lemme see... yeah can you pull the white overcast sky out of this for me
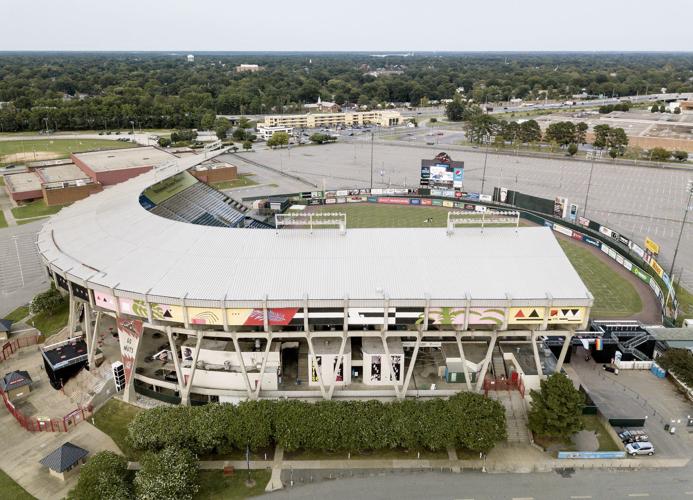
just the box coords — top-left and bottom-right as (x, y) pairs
(2, 0), (692, 52)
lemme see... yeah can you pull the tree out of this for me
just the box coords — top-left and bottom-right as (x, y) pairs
(31, 283), (66, 315)
(651, 104), (659, 113)
(157, 137), (171, 148)
(650, 147), (671, 161)
(575, 122), (588, 144)
(544, 121), (577, 146)
(608, 148), (618, 159)
(592, 124), (611, 149)
(528, 373), (584, 439)
(445, 96), (466, 122)
(134, 447), (199, 500)
(567, 143), (578, 156)
(237, 116), (252, 129)
(606, 127), (628, 151)
(659, 104), (666, 113)
(672, 150), (688, 162)
(267, 131), (290, 148)
(213, 117), (230, 140)
(657, 348), (693, 387)
(232, 128), (248, 141)
(199, 111), (216, 131)
(674, 107), (681, 115)
(242, 140), (252, 151)
(69, 451), (131, 500)
(428, 117), (437, 123)
(464, 113), (499, 144)
(518, 119), (542, 143)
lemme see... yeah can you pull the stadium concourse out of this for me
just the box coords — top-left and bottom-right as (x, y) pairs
(37, 150), (593, 405)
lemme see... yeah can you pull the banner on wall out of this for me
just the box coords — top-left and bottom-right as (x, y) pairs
(553, 197), (568, 218)
(117, 317), (143, 385)
(578, 216), (590, 227)
(645, 237), (660, 255)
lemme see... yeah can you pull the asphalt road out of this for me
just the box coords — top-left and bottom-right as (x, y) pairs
(263, 466), (693, 500)
(248, 143), (693, 296)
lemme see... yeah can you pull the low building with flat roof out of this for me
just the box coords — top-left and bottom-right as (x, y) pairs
(36, 163), (91, 184)
(258, 110), (402, 129)
(3, 172), (43, 202)
(71, 146), (175, 186)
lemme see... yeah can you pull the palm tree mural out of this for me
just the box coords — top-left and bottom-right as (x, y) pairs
(416, 307), (465, 325)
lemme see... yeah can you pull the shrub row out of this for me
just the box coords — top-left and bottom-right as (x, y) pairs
(127, 393), (506, 454)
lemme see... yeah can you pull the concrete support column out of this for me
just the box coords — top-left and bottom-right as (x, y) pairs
(555, 330), (574, 373)
(327, 331), (348, 400)
(231, 333), (254, 399)
(83, 303), (94, 367)
(455, 330), (473, 391)
(306, 333), (327, 399)
(166, 326), (184, 396)
(87, 310), (101, 369)
(401, 329), (422, 396)
(253, 337), (274, 399)
(531, 331), (544, 378)
(180, 332), (204, 406)
(474, 331), (498, 393)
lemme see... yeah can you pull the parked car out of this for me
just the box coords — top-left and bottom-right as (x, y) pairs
(626, 442), (654, 456)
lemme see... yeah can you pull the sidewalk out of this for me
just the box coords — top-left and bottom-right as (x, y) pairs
(126, 443), (690, 475)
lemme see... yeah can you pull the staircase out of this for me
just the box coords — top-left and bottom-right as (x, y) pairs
(489, 390), (531, 444)
(491, 346), (507, 379)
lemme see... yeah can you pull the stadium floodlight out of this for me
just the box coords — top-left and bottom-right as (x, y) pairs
(446, 209), (519, 235)
(669, 180), (693, 278)
(275, 212), (347, 235)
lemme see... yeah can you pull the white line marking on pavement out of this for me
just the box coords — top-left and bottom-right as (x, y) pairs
(627, 494), (650, 498)
(512, 498), (534, 500)
(684, 492), (693, 496)
(570, 496), (592, 499)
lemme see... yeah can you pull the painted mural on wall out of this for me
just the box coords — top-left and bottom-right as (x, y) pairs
(509, 307), (545, 324)
(547, 307), (584, 323)
(420, 307), (505, 326)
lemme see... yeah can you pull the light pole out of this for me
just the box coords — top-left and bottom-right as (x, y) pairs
(480, 134), (491, 194)
(669, 180), (693, 278)
(130, 120), (135, 138)
(583, 154), (596, 217)
(369, 131), (374, 190)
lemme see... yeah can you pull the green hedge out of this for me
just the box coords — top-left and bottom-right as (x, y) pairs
(127, 393), (506, 454)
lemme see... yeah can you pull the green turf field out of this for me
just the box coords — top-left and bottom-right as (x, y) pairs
(557, 239), (642, 318)
(309, 203), (642, 318)
(0, 138), (136, 165)
(310, 204), (467, 228)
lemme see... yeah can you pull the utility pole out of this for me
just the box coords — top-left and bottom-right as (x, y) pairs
(583, 155), (596, 217)
(370, 131), (374, 189)
(669, 180), (693, 278)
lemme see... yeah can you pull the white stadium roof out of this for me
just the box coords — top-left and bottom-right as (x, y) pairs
(38, 152), (592, 307)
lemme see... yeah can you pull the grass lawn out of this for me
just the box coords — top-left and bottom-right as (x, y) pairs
(92, 399), (143, 459)
(558, 239), (642, 318)
(0, 210), (7, 229)
(30, 300), (69, 336)
(11, 200), (66, 220)
(16, 217), (49, 226)
(196, 470), (270, 500)
(0, 469), (34, 500)
(675, 282), (693, 326)
(4, 304), (30, 322)
(213, 174), (258, 190)
(534, 415), (621, 454)
(0, 138), (136, 165)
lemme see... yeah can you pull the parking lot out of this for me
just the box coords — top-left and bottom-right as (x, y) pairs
(568, 348), (693, 459)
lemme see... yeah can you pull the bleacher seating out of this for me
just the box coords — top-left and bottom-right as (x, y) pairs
(145, 179), (270, 229)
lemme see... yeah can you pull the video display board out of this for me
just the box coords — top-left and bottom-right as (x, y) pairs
(420, 152), (464, 190)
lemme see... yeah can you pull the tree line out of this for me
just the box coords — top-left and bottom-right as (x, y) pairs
(127, 394), (506, 454)
(0, 52), (691, 132)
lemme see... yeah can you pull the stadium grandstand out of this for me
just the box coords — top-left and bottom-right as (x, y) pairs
(37, 150), (593, 405)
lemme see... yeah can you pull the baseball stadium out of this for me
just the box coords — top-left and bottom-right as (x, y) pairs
(37, 148), (677, 406)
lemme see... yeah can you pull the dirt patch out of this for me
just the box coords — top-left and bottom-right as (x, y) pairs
(1, 151), (62, 163)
